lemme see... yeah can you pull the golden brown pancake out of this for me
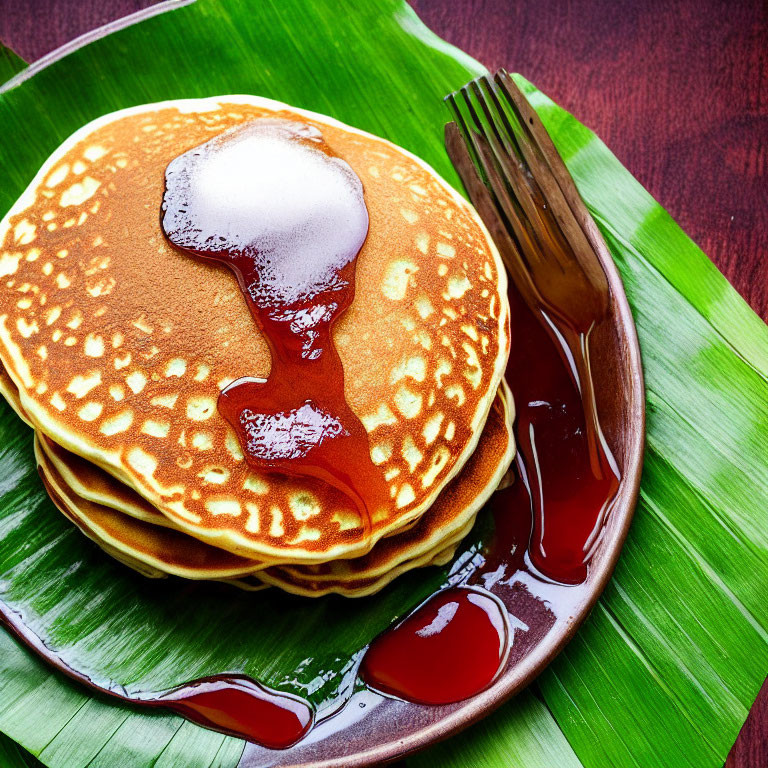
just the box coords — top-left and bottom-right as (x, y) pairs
(0, 363), (31, 426)
(1, 365), (183, 531)
(2, 354), (514, 594)
(32, 383), (513, 594)
(35, 436), (264, 580)
(255, 529), (471, 598)
(0, 97), (510, 564)
(40, 434), (180, 529)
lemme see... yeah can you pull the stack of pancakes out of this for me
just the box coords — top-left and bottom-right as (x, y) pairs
(0, 97), (513, 597)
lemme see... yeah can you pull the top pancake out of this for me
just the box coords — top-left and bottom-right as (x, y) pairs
(0, 96), (509, 563)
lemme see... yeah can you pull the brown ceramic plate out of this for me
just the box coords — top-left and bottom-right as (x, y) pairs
(0, 5), (644, 766)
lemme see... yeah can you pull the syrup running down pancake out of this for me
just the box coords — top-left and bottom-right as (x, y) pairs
(161, 119), (388, 539)
(30, 382), (513, 595)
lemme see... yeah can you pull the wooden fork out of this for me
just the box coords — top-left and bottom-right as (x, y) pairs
(445, 70), (613, 473)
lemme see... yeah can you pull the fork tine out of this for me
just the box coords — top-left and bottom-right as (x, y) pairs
(444, 92), (487, 186)
(457, 82), (555, 273)
(446, 91), (529, 248)
(456, 90), (550, 279)
(472, 76), (595, 279)
(444, 121), (543, 310)
(446, 70), (613, 328)
(449, 89), (522, 231)
(462, 78), (583, 282)
(476, 77), (524, 152)
(476, 76), (556, 217)
(492, 74), (600, 264)
(461, 81), (539, 224)
(468, 78), (519, 164)
(445, 93), (541, 281)
(494, 71), (610, 297)
(471, 77), (535, 198)
(448, 103), (564, 311)
(495, 70), (567, 181)
(446, 89), (520, 221)
(468, 77), (554, 228)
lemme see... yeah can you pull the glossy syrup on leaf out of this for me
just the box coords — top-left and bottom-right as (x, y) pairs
(357, 277), (620, 707)
(155, 675), (313, 749)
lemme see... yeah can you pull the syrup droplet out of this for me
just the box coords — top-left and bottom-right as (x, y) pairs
(360, 586), (509, 705)
(156, 675), (313, 749)
(161, 119), (389, 535)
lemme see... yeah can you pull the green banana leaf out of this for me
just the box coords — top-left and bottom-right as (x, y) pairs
(0, 730), (44, 768)
(0, 44), (25, 83)
(0, 1), (766, 767)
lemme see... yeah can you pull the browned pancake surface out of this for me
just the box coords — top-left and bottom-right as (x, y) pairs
(36, 437), (264, 579)
(0, 97), (509, 562)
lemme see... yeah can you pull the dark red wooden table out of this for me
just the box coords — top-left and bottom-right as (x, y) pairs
(0, 1), (766, 765)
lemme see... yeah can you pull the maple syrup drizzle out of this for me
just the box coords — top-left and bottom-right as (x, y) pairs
(357, 280), (620, 706)
(21, 250), (619, 729)
(502, 282), (620, 585)
(0, 590), (313, 750)
(161, 119), (389, 536)
(359, 586), (508, 705)
(31, 471), (314, 749)
(154, 675), (313, 749)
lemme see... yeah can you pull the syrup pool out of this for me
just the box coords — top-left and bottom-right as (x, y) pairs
(360, 586), (509, 705)
(502, 282), (620, 585)
(356, 277), (620, 708)
(155, 675), (313, 749)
